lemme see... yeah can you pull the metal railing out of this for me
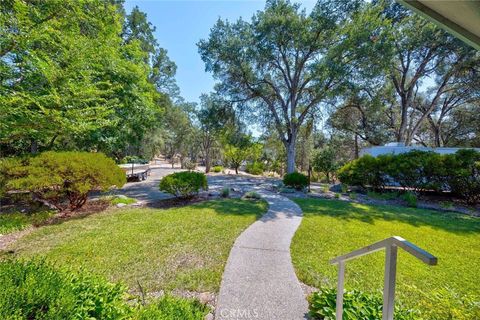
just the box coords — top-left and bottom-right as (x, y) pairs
(330, 236), (438, 320)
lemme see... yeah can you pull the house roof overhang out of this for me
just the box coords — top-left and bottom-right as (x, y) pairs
(397, 0), (480, 50)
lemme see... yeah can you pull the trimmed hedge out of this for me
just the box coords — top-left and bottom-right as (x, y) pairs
(337, 149), (480, 204)
(159, 171), (207, 198)
(309, 288), (418, 320)
(283, 172), (309, 190)
(212, 165), (223, 173)
(0, 259), (209, 320)
(2, 152), (126, 211)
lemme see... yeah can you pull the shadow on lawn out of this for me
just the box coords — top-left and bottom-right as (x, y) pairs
(295, 198), (480, 235)
(191, 198), (267, 219)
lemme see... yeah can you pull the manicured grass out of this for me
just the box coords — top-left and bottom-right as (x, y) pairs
(291, 198), (480, 319)
(6, 199), (267, 293)
(0, 211), (54, 235)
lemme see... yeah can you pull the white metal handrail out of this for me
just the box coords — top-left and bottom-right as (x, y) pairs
(330, 236), (437, 320)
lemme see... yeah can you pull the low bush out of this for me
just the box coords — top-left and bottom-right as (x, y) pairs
(308, 288), (418, 320)
(159, 172), (207, 198)
(444, 149), (480, 205)
(5, 152), (126, 211)
(212, 165), (223, 173)
(122, 156), (148, 164)
(0, 259), (130, 319)
(245, 161), (264, 175)
(242, 191), (261, 200)
(221, 187), (230, 198)
(0, 259), (210, 320)
(110, 196), (136, 206)
(337, 154), (387, 190)
(182, 159), (197, 170)
(133, 295), (209, 320)
(283, 172), (308, 190)
(402, 192), (418, 208)
(337, 149), (480, 204)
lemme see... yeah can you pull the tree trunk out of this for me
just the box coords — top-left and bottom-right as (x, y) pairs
(235, 167), (238, 175)
(205, 151), (211, 173)
(354, 134), (359, 159)
(286, 139), (296, 174)
(30, 139), (38, 154)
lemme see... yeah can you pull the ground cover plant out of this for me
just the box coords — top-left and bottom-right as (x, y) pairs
(159, 171), (208, 198)
(5, 199), (268, 293)
(309, 288), (417, 320)
(0, 211), (54, 235)
(291, 198), (480, 319)
(0, 259), (209, 320)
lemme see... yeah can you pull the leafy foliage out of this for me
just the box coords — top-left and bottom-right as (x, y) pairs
(242, 191), (261, 200)
(0, 259), (209, 320)
(212, 166), (223, 173)
(245, 161), (264, 175)
(283, 172), (308, 190)
(5, 152), (126, 211)
(312, 147), (340, 183)
(337, 149), (480, 204)
(0, 259), (131, 319)
(132, 295), (209, 320)
(159, 172), (207, 198)
(309, 288), (418, 320)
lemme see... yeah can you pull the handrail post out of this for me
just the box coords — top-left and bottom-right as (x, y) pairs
(336, 261), (345, 320)
(382, 244), (398, 320)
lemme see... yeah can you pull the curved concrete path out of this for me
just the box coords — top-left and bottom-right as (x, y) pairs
(215, 192), (309, 320)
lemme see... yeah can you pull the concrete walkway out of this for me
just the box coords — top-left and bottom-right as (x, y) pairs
(215, 192), (309, 320)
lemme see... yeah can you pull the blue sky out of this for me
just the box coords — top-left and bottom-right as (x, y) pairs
(124, 0), (317, 104)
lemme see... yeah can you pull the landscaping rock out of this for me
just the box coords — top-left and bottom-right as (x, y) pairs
(204, 313), (214, 320)
(198, 292), (215, 304)
(116, 195), (128, 199)
(116, 203), (127, 208)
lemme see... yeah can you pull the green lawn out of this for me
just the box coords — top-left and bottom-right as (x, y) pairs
(0, 210), (54, 235)
(291, 198), (480, 319)
(5, 199), (267, 293)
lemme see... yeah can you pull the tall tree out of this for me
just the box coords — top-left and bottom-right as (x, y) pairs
(197, 93), (234, 173)
(198, 0), (389, 173)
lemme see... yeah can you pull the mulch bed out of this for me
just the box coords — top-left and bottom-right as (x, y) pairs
(40, 199), (111, 226)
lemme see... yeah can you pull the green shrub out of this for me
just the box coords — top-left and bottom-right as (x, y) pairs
(182, 159), (197, 170)
(283, 172), (308, 190)
(308, 288), (418, 320)
(337, 154), (387, 190)
(348, 192), (357, 200)
(0, 259), (130, 319)
(159, 172), (207, 198)
(341, 184), (348, 193)
(402, 192), (418, 208)
(444, 149), (480, 205)
(242, 191), (261, 200)
(221, 187), (230, 198)
(245, 161), (264, 175)
(367, 191), (400, 200)
(386, 151), (444, 192)
(0, 259), (210, 320)
(110, 196), (136, 206)
(212, 165), (223, 173)
(122, 156), (148, 164)
(5, 152), (126, 211)
(338, 149), (480, 204)
(334, 193), (340, 199)
(132, 295), (209, 320)
(312, 147), (339, 183)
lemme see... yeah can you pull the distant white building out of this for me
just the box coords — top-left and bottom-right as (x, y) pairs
(360, 142), (480, 157)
